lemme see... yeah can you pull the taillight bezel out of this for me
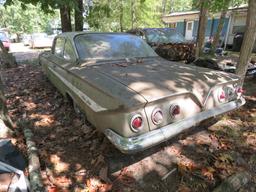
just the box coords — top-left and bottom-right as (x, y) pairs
(236, 87), (245, 94)
(217, 88), (227, 103)
(130, 114), (143, 132)
(169, 104), (181, 118)
(151, 108), (164, 125)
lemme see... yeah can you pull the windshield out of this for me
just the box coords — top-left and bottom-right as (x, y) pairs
(75, 34), (157, 61)
(0, 32), (8, 41)
(144, 29), (186, 44)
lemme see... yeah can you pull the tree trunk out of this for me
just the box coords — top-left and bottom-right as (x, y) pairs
(131, 0), (136, 29)
(211, 10), (227, 54)
(162, 0), (167, 15)
(60, 5), (72, 32)
(195, 0), (209, 58)
(236, 0), (256, 80)
(170, 0), (174, 13)
(75, 0), (84, 31)
(0, 40), (16, 68)
(119, 0), (124, 32)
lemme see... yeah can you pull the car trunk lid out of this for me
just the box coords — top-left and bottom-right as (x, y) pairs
(86, 57), (239, 104)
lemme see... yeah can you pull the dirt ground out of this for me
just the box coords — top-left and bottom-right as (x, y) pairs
(1, 62), (256, 192)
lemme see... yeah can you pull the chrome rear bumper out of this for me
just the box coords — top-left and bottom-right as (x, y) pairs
(104, 97), (245, 154)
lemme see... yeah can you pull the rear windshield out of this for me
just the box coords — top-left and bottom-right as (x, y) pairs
(74, 34), (157, 61)
(144, 29), (186, 44)
(33, 33), (47, 38)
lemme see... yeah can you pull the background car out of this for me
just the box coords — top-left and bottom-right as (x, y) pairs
(232, 32), (256, 52)
(22, 34), (31, 46)
(127, 28), (196, 63)
(0, 31), (11, 51)
(30, 33), (53, 49)
(39, 32), (245, 153)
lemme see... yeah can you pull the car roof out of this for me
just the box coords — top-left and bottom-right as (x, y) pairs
(143, 28), (176, 30)
(128, 28), (177, 31)
(0, 31), (7, 35)
(57, 32), (132, 40)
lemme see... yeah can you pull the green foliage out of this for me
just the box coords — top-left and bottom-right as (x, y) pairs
(4, 0), (78, 13)
(86, 0), (197, 32)
(87, 0), (164, 32)
(193, 0), (247, 13)
(0, 0), (58, 34)
(209, 0), (247, 12)
(165, 0), (193, 13)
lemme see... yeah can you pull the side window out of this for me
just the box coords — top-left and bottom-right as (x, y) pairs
(63, 40), (76, 62)
(54, 38), (65, 57)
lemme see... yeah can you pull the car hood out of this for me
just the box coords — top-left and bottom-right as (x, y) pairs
(90, 57), (240, 104)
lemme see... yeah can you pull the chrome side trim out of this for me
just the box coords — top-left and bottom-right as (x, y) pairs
(104, 97), (245, 154)
(48, 67), (107, 112)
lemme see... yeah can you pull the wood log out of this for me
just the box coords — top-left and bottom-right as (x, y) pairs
(213, 171), (251, 192)
(23, 124), (46, 192)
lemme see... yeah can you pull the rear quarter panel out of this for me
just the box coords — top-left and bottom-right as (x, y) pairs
(40, 53), (150, 137)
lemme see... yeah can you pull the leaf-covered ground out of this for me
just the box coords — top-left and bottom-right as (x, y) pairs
(2, 63), (256, 192)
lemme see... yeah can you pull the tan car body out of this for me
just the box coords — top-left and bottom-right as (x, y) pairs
(39, 32), (245, 153)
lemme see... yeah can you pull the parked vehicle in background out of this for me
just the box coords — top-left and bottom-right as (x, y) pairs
(127, 28), (196, 63)
(39, 32), (245, 153)
(30, 33), (53, 49)
(232, 32), (256, 52)
(193, 38), (256, 77)
(22, 34), (31, 46)
(0, 31), (10, 51)
(9, 34), (17, 43)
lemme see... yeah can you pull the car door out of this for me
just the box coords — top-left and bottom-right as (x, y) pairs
(49, 37), (77, 95)
(43, 37), (63, 92)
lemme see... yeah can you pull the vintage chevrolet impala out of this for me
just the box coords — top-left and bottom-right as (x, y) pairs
(39, 32), (245, 153)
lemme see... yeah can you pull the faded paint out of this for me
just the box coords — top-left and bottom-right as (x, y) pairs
(40, 32), (242, 139)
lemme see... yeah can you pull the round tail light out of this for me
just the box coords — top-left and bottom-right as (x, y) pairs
(219, 90), (226, 102)
(170, 104), (180, 117)
(130, 115), (143, 132)
(152, 108), (163, 125)
(236, 87), (245, 94)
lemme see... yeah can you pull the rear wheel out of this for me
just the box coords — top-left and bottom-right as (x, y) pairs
(66, 93), (90, 125)
(73, 101), (82, 116)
